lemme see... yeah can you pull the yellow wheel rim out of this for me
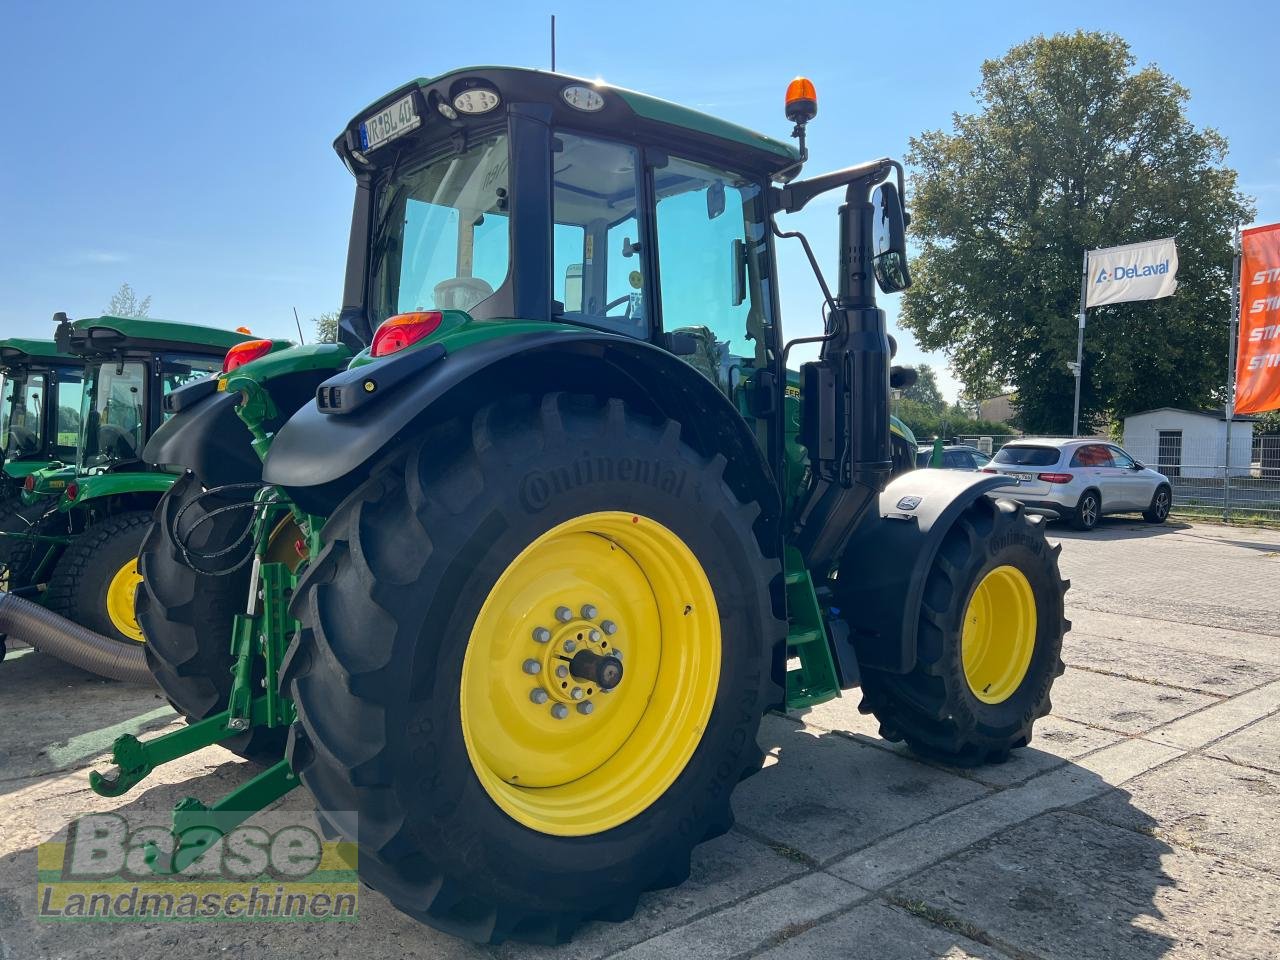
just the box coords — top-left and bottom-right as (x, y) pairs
(105, 558), (145, 643)
(961, 565), (1036, 704)
(460, 511), (720, 837)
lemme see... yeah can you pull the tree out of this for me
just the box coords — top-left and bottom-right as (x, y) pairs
(900, 362), (945, 412)
(313, 311), (339, 343)
(900, 31), (1254, 434)
(104, 282), (151, 318)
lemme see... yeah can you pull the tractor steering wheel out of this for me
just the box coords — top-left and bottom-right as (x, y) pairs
(604, 294), (631, 315)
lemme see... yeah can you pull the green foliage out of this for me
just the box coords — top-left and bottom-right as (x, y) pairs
(900, 362), (946, 412)
(900, 31), (1254, 434)
(891, 397), (1011, 442)
(104, 282), (151, 318)
(313, 311), (339, 344)
(1255, 409), (1280, 435)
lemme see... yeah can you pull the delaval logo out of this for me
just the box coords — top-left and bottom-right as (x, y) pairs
(1095, 260), (1172, 284)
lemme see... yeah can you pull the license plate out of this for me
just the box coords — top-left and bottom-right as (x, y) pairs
(359, 94), (421, 152)
(1010, 472), (1035, 482)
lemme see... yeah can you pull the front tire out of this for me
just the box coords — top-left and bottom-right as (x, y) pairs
(858, 497), (1068, 766)
(1071, 489), (1100, 531)
(1143, 486), (1171, 524)
(45, 511), (153, 645)
(283, 393), (785, 943)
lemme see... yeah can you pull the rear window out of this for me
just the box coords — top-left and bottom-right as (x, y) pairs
(993, 445), (1060, 467)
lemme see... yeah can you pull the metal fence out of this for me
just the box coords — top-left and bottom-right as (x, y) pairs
(1122, 434), (1280, 524)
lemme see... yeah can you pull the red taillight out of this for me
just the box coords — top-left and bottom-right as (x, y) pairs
(371, 312), (443, 358)
(981, 467), (998, 474)
(65, 481), (79, 502)
(223, 338), (275, 373)
(1038, 473), (1073, 484)
(23, 475), (35, 492)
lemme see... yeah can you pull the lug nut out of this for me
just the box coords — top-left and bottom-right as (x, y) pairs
(530, 688), (549, 704)
(571, 686), (584, 700)
(556, 665), (569, 678)
(555, 605), (573, 622)
(601, 620), (618, 635)
(532, 627), (551, 643)
(590, 629), (601, 642)
(551, 703), (569, 719)
(612, 648), (623, 660)
(581, 603), (598, 619)
(563, 639), (577, 653)
(522, 659), (541, 675)
(577, 701), (594, 715)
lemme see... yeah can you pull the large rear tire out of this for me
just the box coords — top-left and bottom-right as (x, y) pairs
(283, 393), (785, 943)
(858, 497), (1068, 766)
(45, 511), (153, 645)
(136, 474), (285, 759)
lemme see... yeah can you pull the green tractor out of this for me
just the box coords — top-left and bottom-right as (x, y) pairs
(0, 338), (83, 504)
(88, 67), (1066, 943)
(1, 314), (251, 650)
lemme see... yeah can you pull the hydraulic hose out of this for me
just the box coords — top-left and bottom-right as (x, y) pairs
(0, 592), (152, 684)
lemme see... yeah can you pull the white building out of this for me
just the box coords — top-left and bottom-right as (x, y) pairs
(1122, 407), (1258, 479)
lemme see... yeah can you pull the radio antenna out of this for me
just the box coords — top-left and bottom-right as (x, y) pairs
(551, 15), (556, 72)
(293, 307), (306, 344)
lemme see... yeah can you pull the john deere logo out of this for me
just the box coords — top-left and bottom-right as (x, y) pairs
(896, 495), (923, 511)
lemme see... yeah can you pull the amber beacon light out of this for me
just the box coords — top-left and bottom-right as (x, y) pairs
(785, 77), (818, 124)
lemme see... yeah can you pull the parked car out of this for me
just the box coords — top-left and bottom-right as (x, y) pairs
(981, 438), (1172, 530)
(916, 443), (992, 471)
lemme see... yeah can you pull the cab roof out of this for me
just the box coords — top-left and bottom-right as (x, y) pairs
(62, 315), (254, 357)
(0, 337), (77, 368)
(340, 66), (800, 177)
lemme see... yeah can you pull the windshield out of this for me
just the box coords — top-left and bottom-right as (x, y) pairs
(368, 131), (511, 327)
(79, 361), (146, 469)
(992, 445), (1060, 467)
(2, 372), (45, 459)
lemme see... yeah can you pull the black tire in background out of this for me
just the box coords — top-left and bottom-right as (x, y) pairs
(1143, 485), (1171, 524)
(0, 497), (52, 591)
(1072, 489), (1101, 531)
(858, 496), (1068, 766)
(136, 474), (285, 759)
(45, 511), (153, 644)
(283, 393), (785, 944)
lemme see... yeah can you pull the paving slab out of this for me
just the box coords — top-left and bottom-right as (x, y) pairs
(1065, 630), (1279, 696)
(735, 715), (989, 863)
(1077, 753), (1280, 876)
(894, 809), (1280, 960)
(753, 899), (1015, 959)
(609, 871), (866, 960)
(1203, 711), (1280, 773)
(1144, 680), (1280, 750)
(0, 649), (174, 788)
(1066, 607), (1280, 667)
(1050, 665), (1216, 735)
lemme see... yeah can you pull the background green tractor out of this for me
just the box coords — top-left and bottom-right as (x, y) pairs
(101, 67), (1066, 944)
(1, 314), (252, 652)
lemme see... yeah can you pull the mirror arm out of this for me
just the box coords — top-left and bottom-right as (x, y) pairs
(774, 158), (895, 214)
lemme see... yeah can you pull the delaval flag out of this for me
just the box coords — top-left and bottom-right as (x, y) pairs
(1236, 223), (1280, 415)
(1086, 238), (1179, 308)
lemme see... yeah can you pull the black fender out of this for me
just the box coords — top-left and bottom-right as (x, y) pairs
(143, 391), (261, 489)
(832, 469), (1017, 676)
(262, 328), (782, 530)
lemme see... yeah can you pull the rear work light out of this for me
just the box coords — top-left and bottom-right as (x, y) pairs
(1038, 473), (1073, 484)
(23, 475), (35, 492)
(65, 481), (79, 502)
(223, 338), (275, 373)
(371, 312), (443, 358)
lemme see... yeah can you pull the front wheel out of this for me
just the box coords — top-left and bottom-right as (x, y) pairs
(1071, 489), (1100, 531)
(858, 497), (1068, 766)
(45, 511), (153, 645)
(283, 393), (785, 943)
(1143, 486), (1171, 524)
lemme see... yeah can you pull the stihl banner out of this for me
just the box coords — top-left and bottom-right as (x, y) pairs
(1237, 223), (1280, 415)
(1085, 237), (1179, 308)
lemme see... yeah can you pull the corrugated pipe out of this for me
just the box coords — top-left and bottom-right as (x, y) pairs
(0, 592), (152, 684)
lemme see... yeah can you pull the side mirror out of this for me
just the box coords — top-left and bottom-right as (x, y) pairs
(729, 239), (746, 307)
(1131, 461), (1145, 471)
(707, 180), (725, 220)
(871, 182), (911, 293)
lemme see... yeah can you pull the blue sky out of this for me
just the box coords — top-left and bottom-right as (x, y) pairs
(2, 0), (1274, 400)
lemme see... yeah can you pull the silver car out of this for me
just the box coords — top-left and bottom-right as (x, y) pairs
(981, 438), (1172, 530)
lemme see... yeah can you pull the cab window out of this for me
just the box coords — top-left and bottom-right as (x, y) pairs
(652, 156), (772, 395)
(54, 370), (85, 461)
(551, 133), (646, 337)
(161, 355), (224, 420)
(2, 374), (44, 456)
(82, 362), (146, 467)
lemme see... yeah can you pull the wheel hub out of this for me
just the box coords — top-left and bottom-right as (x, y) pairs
(527, 607), (626, 710)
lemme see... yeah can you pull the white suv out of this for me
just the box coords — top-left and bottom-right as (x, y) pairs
(982, 438), (1172, 530)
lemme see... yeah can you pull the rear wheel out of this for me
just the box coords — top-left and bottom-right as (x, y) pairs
(45, 511), (152, 644)
(1143, 486), (1171, 524)
(858, 497), (1068, 766)
(1071, 489), (1100, 531)
(283, 394), (784, 943)
(136, 474), (287, 759)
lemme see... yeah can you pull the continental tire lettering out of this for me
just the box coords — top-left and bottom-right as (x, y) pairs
(519, 457), (689, 512)
(988, 530), (1043, 557)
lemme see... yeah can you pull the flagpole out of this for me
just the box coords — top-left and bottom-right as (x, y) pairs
(1073, 248), (1089, 437)
(1223, 227), (1241, 521)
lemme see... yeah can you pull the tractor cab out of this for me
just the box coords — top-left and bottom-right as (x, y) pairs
(0, 338), (84, 494)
